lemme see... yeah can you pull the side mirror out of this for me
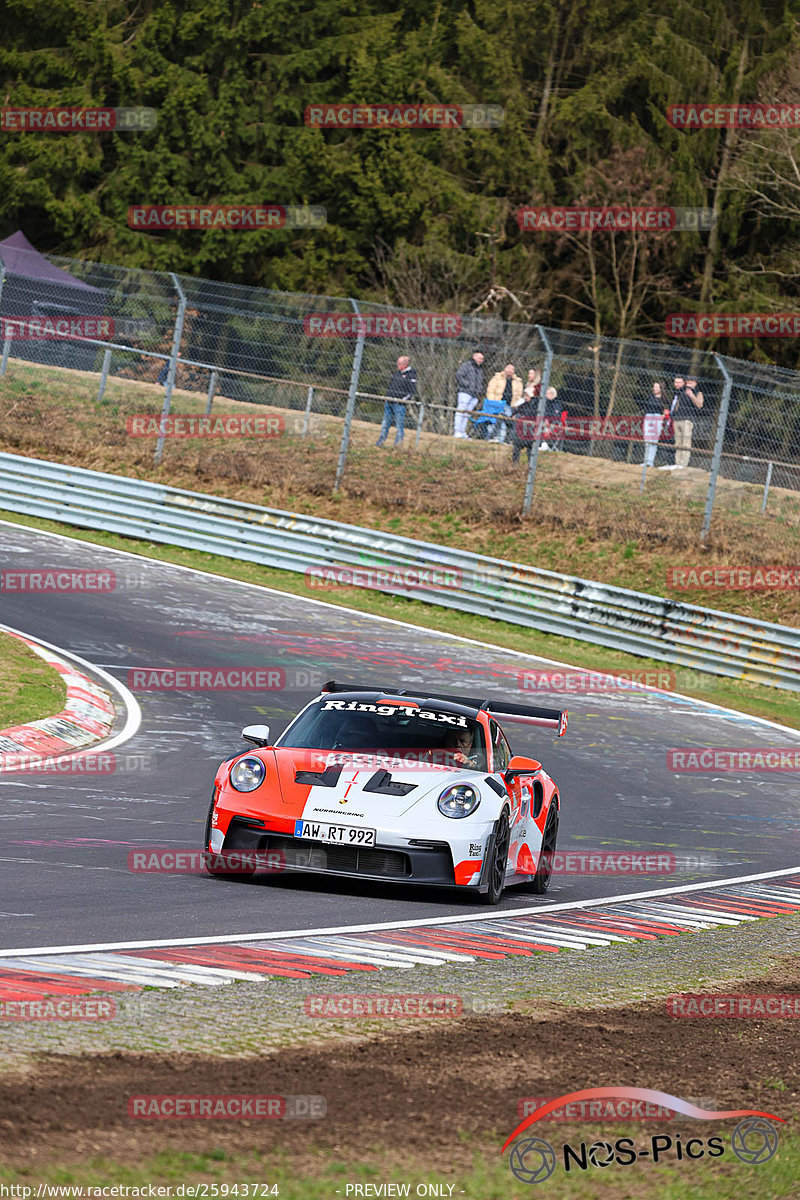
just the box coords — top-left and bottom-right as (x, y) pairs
(504, 755), (542, 780)
(242, 724), (271, 746)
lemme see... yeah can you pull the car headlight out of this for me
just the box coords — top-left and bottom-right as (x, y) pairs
(229, 756), (266, 792)
(438, 783), (480, 819)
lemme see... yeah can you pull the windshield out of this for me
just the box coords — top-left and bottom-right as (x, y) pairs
(276, 698), (488, 771)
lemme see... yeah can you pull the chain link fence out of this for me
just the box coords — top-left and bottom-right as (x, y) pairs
(0, 240), (798, 534)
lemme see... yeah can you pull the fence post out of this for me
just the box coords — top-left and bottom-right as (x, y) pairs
(155, 273), (187, 465)
(522, 326), (554, 516)
(204, 369), (217, 416)
(334, 299), (364, 492)
(0, 266), (8, 377)
(301, 385), (314, 436)
(761, 460), (774, 513)
(700, 353), (732, 542)
(415, 399), (425, 448)
(97, 348), (112, 401)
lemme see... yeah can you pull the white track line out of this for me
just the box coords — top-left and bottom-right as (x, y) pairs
(1, 865), (798, 959)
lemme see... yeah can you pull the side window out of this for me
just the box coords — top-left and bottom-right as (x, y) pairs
(491, 722), (511, 772)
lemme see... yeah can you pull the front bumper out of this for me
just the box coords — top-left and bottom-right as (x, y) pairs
(220, 815), (461, 888)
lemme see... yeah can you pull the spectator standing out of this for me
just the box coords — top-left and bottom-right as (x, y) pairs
(523, 368), (542, 402)
(509, 371), (541, 465)
(540, 385), (562, 451)
(454, 350), (485, 438)
(377, 355), (417, 447)
(638, 380), (666, 467)
(482, 363), (522, 441)
(662, 376), (704, 468)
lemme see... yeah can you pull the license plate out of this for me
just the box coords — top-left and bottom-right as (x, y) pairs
(294, 820), (376, 846)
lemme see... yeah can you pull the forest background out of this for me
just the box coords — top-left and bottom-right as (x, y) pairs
(2, 0), (800, 367)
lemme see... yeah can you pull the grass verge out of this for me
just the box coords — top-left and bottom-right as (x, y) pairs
(0, 1132), (797, 1197)
(0, 507), (798, 731)
(0, 629), (67, 727)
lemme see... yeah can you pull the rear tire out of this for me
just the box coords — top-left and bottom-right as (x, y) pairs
(530, 805), (559, 895)
(481, 811), (511, 905)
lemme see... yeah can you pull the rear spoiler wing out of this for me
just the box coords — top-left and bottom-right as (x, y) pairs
(320, 681), (568, 737)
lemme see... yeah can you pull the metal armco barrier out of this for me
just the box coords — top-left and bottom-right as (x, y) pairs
(0, 452), (798, 691)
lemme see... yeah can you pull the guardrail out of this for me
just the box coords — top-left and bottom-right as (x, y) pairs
(0, 451), (797, 691)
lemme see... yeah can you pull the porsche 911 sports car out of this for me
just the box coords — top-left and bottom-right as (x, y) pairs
(204, 681), (567, 904)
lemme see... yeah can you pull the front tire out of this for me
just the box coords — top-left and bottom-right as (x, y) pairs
(202, 795), (254, 879)
(482, 811), (511, 905)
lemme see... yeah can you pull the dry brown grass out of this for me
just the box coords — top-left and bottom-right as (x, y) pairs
(1, 358), (799, 626)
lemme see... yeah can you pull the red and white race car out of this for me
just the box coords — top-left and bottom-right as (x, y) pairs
(205, 681), (567, 904)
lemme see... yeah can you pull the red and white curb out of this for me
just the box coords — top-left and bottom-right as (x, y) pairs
(1, 869), (799, 997)
(0, 628), (115, 760)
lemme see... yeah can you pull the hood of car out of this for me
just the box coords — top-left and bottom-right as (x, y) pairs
(264, 747), (487, 822)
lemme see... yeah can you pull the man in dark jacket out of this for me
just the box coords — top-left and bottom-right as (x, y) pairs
(509, 392), (539, 464)
(672, 376), (704, 468)
(377, 355), (418, 446)
(454, 350), (485, 438)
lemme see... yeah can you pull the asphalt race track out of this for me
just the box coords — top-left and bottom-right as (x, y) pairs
(1, 518), (799, 952)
